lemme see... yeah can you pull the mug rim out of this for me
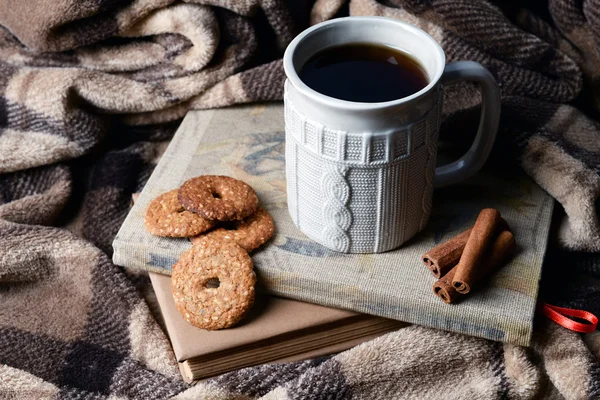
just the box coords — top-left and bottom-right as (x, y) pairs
(283, 16), (446, 111)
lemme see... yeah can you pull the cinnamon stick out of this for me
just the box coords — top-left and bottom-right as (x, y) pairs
(421, 218), (508, 279)
(434, 230), (515, 303)
(452, 208), (503, 294)
(433, 267), (461, 304)
(478, 230), (516, 279)
(453, 228), (515, 294)
(422, 229), (471, 278)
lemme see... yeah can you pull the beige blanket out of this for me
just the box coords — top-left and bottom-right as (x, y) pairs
(1, 0), (599, 398)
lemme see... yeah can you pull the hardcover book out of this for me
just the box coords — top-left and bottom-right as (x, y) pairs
(149, 272), (403, 381)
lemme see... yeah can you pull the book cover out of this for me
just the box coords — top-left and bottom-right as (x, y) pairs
(149, 272), (403, 380)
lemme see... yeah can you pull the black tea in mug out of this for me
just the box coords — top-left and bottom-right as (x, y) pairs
(299, 43), (429, 102)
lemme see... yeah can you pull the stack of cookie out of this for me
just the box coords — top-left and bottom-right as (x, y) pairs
(144, 175), (274, 330)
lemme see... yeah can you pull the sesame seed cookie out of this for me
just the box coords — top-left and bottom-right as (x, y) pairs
(171, 238), (256, 330)
(178, 175), (259, 221)
(144, 190), (216, 237)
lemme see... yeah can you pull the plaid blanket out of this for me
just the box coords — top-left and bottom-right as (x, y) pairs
(1, 0), (599, 398)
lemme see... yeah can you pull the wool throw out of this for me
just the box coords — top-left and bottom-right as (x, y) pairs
(0, 0), (599, 399)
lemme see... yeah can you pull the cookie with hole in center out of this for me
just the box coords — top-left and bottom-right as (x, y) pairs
(172, 238), (256, 330)
(190, 207), (274, 251)
(144, 190), (216, 237)
(178, 175), (259, 221)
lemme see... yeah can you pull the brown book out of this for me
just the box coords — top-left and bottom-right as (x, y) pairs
(149, 272), (404, 381)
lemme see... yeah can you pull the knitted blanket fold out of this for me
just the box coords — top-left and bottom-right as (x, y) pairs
(1, 1), (599, 399)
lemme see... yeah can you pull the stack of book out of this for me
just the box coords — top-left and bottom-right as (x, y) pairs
(114, 104), (554, 381)
(149, 273), (404, 381)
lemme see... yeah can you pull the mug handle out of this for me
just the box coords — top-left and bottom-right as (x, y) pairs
(434, 61), (501, 187)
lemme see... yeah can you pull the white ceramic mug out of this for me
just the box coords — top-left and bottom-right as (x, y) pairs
(283, 16), (500, 253)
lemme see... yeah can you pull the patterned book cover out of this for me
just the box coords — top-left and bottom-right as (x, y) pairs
(113, 103), (553, 346)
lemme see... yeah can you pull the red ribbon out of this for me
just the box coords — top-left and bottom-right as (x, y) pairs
(541, 303), (598, 333)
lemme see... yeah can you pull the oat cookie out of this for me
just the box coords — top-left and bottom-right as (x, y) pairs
(190, 207), (274, 251)
(172, 239), (256, 330)
(178, 175), (259, 221)
(144, 190), (216, 237)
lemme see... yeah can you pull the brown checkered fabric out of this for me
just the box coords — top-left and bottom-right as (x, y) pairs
(1, 1), (599, 399)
